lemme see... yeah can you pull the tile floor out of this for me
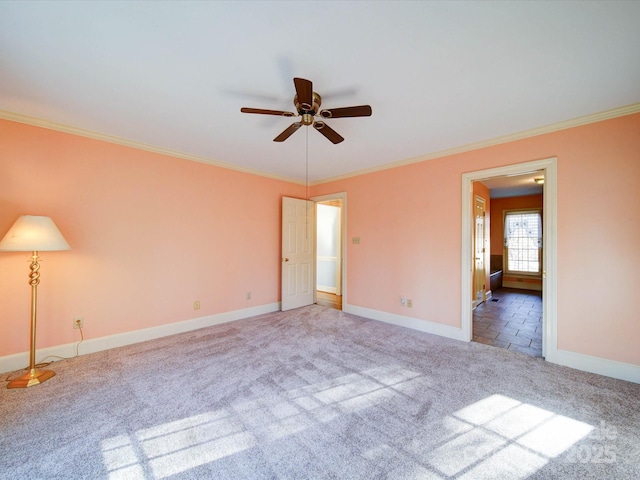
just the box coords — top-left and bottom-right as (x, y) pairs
(472, 288), (543, 358)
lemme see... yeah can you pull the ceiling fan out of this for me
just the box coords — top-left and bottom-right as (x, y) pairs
(241, 77), (372, 144)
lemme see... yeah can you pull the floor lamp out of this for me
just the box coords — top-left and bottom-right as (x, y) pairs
(0, 215), (70, 388)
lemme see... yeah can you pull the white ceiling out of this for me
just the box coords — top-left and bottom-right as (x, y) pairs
(480, 172), (543, 198)
(1, 1), (639, 183)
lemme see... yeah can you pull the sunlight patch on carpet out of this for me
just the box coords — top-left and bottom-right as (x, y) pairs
(100, 382), (594, 479)
(101, 410), (257, 479)
(426, 394), (594, 479)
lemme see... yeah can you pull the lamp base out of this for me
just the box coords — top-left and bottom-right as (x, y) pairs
(7, 368), (55, 389)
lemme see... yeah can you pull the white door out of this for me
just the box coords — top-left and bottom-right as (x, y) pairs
(281, 197), (315, 311)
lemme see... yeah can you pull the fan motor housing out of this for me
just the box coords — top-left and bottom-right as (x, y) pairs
(294, 92), (322, 116)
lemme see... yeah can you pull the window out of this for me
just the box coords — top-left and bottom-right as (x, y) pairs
(504, 210), (542, 274)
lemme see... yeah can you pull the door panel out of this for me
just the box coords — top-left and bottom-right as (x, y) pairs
(281, 197), (315, 311)
(474, 195), (486, 307)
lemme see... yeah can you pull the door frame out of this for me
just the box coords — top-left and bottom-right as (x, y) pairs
(461, 158), (558, 361)
(311, 192), (347, 308)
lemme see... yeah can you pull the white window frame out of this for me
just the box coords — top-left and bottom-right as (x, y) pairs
(503, 208), (542, 276)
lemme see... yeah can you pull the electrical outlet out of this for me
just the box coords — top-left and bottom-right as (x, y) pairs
(401, 296), (406, 306)
(246, 292), (251, 300)
(74, 317), (84, 329)
(407, 299), (413, 308)
(194, 301), (200, 310)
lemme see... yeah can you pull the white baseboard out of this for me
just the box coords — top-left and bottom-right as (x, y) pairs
(549, 348), (640, 384)
(344, 304), (639, 384)
(344, 304), (466, 342)
(317, 286), (337, 294)
(0, 302), (280, 374)
(473, 291), (493, 310)
(5, 301), (637, 385)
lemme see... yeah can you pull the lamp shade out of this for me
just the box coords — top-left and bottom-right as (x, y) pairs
(0, 215), (70, 252)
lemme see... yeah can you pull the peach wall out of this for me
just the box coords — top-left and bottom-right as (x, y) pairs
(0, 119), (303, 357)
(313, 113), (640, 365)
(3, 113), (639, 368)
(313, 157), (464, 327)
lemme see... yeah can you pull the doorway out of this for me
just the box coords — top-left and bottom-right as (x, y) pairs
(312, 192), (346, 310)
(461, 158), (558, 362)
(473, 172), (544, 356)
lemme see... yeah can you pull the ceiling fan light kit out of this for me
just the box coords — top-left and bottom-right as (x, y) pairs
(241, 77), (372, 144)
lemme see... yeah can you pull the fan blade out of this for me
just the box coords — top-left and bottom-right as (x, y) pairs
(319, 105), (372, 119)
(241, 107), (295, 117)
(293, 77), (313, 111)
(313, 121), (344, 144)
(274, 122), (303, 142)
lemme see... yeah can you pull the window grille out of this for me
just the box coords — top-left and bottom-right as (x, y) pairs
(504, 211), (542, 273)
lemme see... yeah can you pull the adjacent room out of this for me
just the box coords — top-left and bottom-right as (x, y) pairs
(472, 174), (545, 358)
(1, 2), (639, 479)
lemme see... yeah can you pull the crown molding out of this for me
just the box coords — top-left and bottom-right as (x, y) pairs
(0, 110), (302, 185)
(2, 103), (638, 188)
(312, 102), (640, 185)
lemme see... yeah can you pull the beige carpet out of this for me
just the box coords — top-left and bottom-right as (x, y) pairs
(1, 305), (639, 479)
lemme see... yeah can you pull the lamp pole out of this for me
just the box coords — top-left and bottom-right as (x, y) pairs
(8, 251), (56, 388)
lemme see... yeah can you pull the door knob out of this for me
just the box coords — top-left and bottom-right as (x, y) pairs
(282, 258), (289, 262)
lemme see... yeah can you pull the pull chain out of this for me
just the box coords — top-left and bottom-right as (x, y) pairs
(305, 126), (309, 201)
(305, 126), (310, 239)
